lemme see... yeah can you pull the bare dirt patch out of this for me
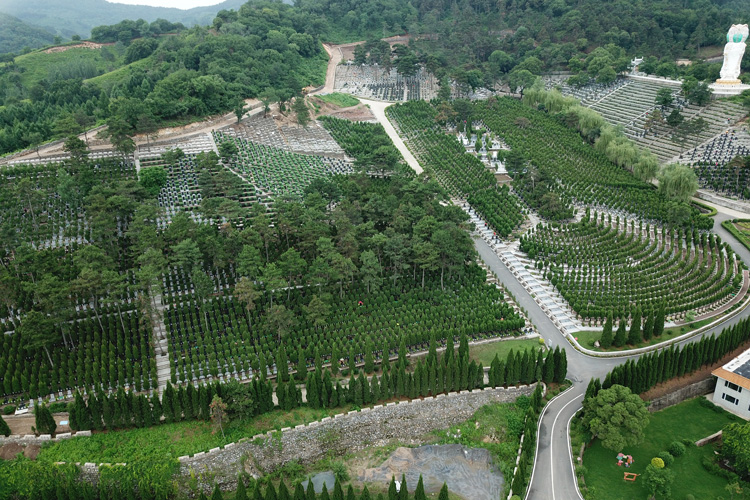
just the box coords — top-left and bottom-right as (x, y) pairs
(642, 340), (750, 401)
(0, 443), (41, 461)
(4, 413), (70, 436)
(44, 41), (111, 54)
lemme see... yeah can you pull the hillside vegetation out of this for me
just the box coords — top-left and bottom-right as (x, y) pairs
(0, 13), (55, 54)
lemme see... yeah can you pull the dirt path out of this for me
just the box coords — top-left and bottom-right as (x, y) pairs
(358, 98), (423, 175)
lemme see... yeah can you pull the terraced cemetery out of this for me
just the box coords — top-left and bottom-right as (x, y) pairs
(335, 64), (438, 101)
(520, 214), (743, 323)
(546, 77), (747, 164)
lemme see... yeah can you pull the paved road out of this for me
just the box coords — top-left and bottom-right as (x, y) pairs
(362, 92), (750, 499)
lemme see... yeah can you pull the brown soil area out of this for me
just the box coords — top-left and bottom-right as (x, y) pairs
(641, 340), (750, 401)
(0, 443), (39, 460)
(4, 413), (70, 436)
(44, 41), (111, 54)
(311, 97), (375, 122)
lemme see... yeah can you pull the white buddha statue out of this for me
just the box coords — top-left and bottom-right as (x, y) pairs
(718, 24), (749, 84)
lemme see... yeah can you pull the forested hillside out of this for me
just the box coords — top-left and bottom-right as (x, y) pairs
(0, 1), (327, 156)
(0, 13), (55, 54)
(0, 0), (246, 39)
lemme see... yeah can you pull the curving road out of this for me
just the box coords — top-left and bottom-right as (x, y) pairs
(357, 87), (750, 499)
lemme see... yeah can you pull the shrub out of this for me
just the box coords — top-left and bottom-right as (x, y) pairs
(3, 405), (16, 415)
(668, 441), (686, 457)
(48, 402), (69, 413)
(331, 461), (350, 482)
(658, 451), (674, 467)
(651, 457), (665, 469)
(701, 456), (738, 481)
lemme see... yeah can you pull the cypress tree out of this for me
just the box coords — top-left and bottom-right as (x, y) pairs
(186, 384), (197, 420)
(445, 357), (455, 391)
(414, 476), (426, 500)
(163, 383), (176, 423)
(428, 333), (437, 366)
(211, 483), (224, 500)
(534, 350), (544, 382)
(388, 477), (397, 500)
(520, 350), (532, 384)
(381, 340), (390, 373)
(266, 482), (278, 500)
(175, 385), (186, 421)
(584, 378), (598, 403)
(320, 484), (331, 500)
(600, 313), (613, 348)
(348, 346), (356, 375)
(150, 391), (162, 425)
(276, 378), (286, 410)
(278, 482), (291, 500)
(90, 391), (104, 431)
(542, 352), (554, 383)
(297, 347), (307, 381)
(0, 415), (10, 437)
(236, 477), (247, 500)
(627, 308), (642, 345)
(364, 340), (374, 374)
(438, 483), (449, 500)
(653, 303), (666, 337)
(459, 332), (469, 361)
(444, 334), (454, 366)
(315, 347), (323, 374)
(371, 374), (381, 402)
(398, 474), (408, 500)
(306, 481), (316, 500)
(398, 337), (408, 368)
(330, 343), (340, 376)
(102, 393), (115, 429)
(277, 345), (289, 382)
(642, 312), (654, 341)
(34, 402), (56, 435)
(359, 485), (370, 500)
(554, 347), (567, 383)
(489, 355), (500, 387)
(436, 361), (444, 394)
(346, 485), (356, 500)
(334, 479), (345, 500)
(293, 484), (305, 500)
(613, 318), (627, 347)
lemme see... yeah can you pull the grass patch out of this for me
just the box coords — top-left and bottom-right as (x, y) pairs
(575, 317), (717, 352)
(14, 47), (125, 87)
(317, 93), (360, 108)
(582, 397), (743, 500)
(37, 406), (335, 464)
(723, 219), (750, 252)
(468, 338), (545, 366)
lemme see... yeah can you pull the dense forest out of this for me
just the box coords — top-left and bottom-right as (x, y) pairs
(0, 13), (55, 54)
(1, 0), (749, 157)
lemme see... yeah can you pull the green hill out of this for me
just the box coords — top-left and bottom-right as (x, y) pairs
(0, 0), (246, 38)
(0, 13), (55, 54)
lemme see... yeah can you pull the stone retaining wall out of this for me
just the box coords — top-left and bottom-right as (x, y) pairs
(0, 430), (91, 445)
(648, 378), (716, 412)
(179, 385), (536, 490)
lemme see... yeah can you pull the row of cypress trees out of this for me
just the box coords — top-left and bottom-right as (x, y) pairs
(599, 304), (667, 349)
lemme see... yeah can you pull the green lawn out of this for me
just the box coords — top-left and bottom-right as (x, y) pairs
(468, 338), (544, 366)
(723, 220), (750, 252)
(582, 397), (743, 500)
(317, 92), (360, 108)
(575, 317), (716, 352)
(37, 406), (336, 464)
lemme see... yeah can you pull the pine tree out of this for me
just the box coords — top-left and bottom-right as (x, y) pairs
(600, 313), (613, 348)
(628, 308), (642, 345)
(0, 415), (10, 437)
(613, 318), (627, 347)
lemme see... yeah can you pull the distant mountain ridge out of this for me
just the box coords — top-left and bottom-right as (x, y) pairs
(0, 13), (56, 54)
(0, 0), (247, 39)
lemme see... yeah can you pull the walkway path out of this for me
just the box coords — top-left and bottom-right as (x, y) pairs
(358, 98), (423, 174)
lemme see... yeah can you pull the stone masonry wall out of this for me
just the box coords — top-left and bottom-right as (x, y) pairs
(179, 385), (536, 490)
(648, 378), (716, 412)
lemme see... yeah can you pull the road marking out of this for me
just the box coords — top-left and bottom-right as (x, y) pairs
(551, 393), (583, 500)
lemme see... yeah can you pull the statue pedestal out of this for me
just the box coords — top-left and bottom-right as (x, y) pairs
(710, 81), (750, 97)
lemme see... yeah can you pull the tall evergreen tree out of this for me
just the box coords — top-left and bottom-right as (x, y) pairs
(438, 483), (449, 500)
(398, 474), (408, 500)
(627, 308), (642, 345)
(236, 477), (248, 500)
(642, 312), (654, 341)
(542, 353), (554, 383)
(0, 415), (10, 437)
(653, 302), (666, 337)
(211, 483), (224, 500)
(414, 475), (426, 500)
(600, 313), (613, 348)
(613, 318), (627, 347)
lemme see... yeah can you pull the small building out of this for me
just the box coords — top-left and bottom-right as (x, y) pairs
(712, 349), (750, 419)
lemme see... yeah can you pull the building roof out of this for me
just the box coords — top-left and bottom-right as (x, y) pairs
(712, 348), (750, 391)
